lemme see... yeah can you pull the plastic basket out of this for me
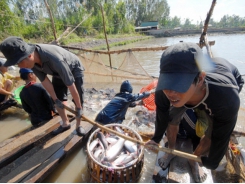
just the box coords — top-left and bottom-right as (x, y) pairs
(13, 85), (24, 104)
(140, 80), (158, 111)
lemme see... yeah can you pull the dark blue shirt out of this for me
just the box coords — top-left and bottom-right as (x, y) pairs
(95, 92), (150, 124)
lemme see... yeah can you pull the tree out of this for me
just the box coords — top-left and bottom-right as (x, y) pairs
(0, 0), (23, 39)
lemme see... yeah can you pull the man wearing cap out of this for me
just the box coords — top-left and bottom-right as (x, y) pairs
(0, 58), (20, 104)
(19, 68), (55, 127)
(145, 42), (244, 182)
(0, 36), (85, 136)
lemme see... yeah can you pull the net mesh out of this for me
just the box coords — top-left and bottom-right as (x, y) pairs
(77, 50), (154, 87)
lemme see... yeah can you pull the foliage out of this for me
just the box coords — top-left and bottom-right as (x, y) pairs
(1, 0), (245, 43)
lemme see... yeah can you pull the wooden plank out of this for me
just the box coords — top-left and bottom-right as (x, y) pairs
(0, 120), (79, 183)
(168, 138), (213, 183)
(21, 120), (93, 183)
(0, 116), (62, 166)
(0, 145), (43, 178)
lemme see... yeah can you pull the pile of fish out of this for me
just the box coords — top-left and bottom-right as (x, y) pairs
(88, 125), (143, 169)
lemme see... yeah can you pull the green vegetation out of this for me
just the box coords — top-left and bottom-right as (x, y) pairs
(0, 0), (244, 44)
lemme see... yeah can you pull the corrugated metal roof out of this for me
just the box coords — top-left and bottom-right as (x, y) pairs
(140, 21), (158, 27)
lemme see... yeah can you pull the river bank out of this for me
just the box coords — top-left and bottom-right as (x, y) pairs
(67, 35), (153, 50)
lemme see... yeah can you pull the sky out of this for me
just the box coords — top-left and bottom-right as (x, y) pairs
(167, 0), (245, 23)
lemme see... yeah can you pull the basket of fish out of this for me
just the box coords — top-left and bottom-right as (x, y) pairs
(86, 123), (144, 183)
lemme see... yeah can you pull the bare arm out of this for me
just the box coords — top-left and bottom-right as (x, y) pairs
(68, 83), (82, 109)
(41, 76), (69, 126)
(41, 76), (58, 101)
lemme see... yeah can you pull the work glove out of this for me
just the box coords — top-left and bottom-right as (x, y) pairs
(54, 99), (64, 109)
(76, 107), (83, 119)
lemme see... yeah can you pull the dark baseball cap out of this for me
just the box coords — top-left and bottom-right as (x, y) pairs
(0, 36), (35, 67)
(156, 42), (203, 93)
(19, 68), (33, 74)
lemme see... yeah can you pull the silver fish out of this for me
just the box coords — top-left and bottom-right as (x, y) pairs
(115, 152), (138, 167)
(115, 126), (124, 134)
(89, 138), (99, 152)
(105, 137), (126, 161)
(97, 132), (108, 149)
(124, 140), (137, 153)
(112, 153), (129, 166)
(106, 137), (118, 145)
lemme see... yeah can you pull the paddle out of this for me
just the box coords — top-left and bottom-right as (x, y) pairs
(62, 104), (202, 163)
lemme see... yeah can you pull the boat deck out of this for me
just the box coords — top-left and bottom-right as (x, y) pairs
(0, 115), (93, 182)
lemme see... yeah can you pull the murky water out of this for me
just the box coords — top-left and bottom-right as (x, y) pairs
(1, 34), (245, 182)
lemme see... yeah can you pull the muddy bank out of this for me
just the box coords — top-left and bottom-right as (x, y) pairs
(68, 35), (152, 49)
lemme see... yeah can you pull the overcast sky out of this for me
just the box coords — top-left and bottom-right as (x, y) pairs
(167, 0), (245, 23)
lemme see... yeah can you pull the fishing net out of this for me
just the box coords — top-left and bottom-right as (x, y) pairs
(77, 50), (154, 87)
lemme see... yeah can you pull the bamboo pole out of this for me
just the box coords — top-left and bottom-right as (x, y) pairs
(64, 13), (92, 39)
(63, 104), (202, 163)
(199, 0), (216, 51)
(43, 0), (57, 41)
(60, 41), (215, 54)
(100, 4), (112, 68)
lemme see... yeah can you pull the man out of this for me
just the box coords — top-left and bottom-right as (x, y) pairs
(19, 68), (55, 127)
(0, 36), (85, 136)
(0, 58), (19, 103)
(146, 42), (244, 182)
(95, 80), (151, 124)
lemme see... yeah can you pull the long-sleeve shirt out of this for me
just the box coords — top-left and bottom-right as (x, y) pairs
(20, 82), (55, 126)
(152, 57), (244, 170)
(95, 92), (150, 124)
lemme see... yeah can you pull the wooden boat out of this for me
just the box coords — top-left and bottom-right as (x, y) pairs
(0, 114), (94, 182)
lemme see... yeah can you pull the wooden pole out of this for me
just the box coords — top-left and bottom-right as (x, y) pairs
(43, 0), (57, 41)
(63, 104), (202, 163)
(100, 4), (112, 68)
(64, 13), (92, 39)
(199, 0), (216, 57)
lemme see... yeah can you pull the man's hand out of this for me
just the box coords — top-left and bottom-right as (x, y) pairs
(145, 139), (159, 152)
(76, 107), (83, 118)
(54, 99), (64, 109)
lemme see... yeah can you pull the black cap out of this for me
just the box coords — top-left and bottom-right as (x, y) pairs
(156, 42), (203, 93)
(0, 36), (35, 67)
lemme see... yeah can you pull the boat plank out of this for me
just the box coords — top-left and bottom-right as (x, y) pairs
(0, 116), (62, 166)
(0, 120), (76, 183)
(21, 120), (93, 183)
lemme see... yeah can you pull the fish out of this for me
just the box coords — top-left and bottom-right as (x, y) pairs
(89, 138), (99, 152)
(97, 132), (108, 149)
(114, 152), (138, 167)
(124, 140), (137, 153)
(104, 137), (126, 161)
(115, 126), (125, 134)
(106, 137), (118, 145)
(112, 153), (129, 166)
(93, 140), (105, 161)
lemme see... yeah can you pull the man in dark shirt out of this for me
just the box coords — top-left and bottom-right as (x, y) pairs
(19, 68), (55, 127)
(146, 42), (244, 182)
(0, 36), (85, 136)
(95, 80), (151, 124)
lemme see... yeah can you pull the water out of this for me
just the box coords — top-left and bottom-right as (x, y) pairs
(1, 33), (245, 182)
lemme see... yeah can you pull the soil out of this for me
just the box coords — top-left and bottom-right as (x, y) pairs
(67, 36), (151, 49)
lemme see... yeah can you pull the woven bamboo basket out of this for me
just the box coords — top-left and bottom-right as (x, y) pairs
(87, 124), (144, 183)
